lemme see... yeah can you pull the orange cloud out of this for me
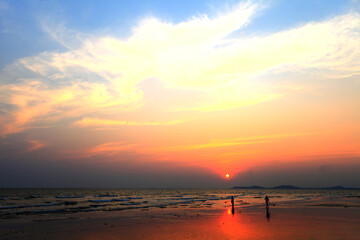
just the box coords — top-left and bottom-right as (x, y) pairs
(150, 132), (322, 152)
(65, 142), (139, 159)
(74, 117), (181, 128)
(88, 142), (138, 156)
(26, 139), (46, 152)
(0, 82), (75, 136)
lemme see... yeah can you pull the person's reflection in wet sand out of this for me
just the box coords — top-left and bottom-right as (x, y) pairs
(266, 206), (271, 220)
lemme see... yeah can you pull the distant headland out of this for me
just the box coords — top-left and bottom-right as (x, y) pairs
(232, 185), (360, 190)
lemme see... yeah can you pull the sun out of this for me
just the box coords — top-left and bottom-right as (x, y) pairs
(225, 174), (230, 178)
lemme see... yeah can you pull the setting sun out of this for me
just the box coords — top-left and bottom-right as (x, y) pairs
(225, 174), (230, 178)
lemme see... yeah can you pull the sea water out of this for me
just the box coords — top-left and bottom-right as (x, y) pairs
(0, 188), (359, 219)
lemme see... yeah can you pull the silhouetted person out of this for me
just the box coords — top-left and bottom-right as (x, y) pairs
(266, 206), (270, 220)
(265, 195), (269, 207)
(231, 196), (235, 215)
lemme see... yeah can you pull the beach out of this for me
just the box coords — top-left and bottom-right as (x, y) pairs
(1, 189), (359, 239)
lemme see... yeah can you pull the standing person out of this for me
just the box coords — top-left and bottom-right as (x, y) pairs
(265, 195), (269, 207)
(231, 196), (235, 215)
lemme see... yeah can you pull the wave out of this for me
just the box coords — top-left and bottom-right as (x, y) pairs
(0, 203), (62, 210)
(55, 196), (85, 199)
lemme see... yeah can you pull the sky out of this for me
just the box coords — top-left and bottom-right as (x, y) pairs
(0, 0), (359, 188)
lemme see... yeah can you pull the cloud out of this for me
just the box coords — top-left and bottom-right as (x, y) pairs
(0, 2), (359, 137)
(0, 77), (144, 136)
(74, 117), (181, 128)
(26, 139), (46, 152)
(65, 141), (140, 159)
(149, 132), (321, 152)
(156, 139), (272, 152)
(87, 142), (138, 156)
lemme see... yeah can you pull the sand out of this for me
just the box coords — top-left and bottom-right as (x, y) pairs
(1, 205), (359, 240)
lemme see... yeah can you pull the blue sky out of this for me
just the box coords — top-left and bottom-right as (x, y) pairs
(0, 0), (358, 68)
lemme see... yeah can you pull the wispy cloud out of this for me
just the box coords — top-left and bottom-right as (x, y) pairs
(150, 132), (320, 152)
(74, 117), (181, 128)
(26, 139), (46, 152)
(0, 81), (75, 136)
(88, 142), (138, 156)
(66, 142), (139, 159)
(160, 140), (273, 151)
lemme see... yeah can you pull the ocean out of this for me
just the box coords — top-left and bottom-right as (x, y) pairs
(1, 188), (359, 219)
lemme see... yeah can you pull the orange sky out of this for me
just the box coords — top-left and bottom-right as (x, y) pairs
(0, 1), (359, 187)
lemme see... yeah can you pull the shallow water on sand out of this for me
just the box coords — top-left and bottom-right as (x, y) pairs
(1, 201), (360, 240)
(0, 188), (359, 218)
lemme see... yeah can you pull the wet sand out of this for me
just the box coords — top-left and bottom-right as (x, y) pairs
(1, 205), (359, 240)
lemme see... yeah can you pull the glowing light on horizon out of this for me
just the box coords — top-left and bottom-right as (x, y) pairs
(226, 174), (230, 178)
